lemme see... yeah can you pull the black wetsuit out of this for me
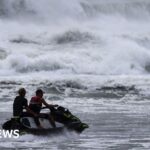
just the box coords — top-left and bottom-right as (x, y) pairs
(13, 96), (41, 126)
(13, 96), (28, 117)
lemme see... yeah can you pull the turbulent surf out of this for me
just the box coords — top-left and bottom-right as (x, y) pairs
(1, 0), (150, 150)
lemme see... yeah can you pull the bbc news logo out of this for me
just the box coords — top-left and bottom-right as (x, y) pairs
(0, 130), (19, 138)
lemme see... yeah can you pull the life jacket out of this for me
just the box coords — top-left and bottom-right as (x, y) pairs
(30, 96), (42, 106)
(29, 96), (42, 113)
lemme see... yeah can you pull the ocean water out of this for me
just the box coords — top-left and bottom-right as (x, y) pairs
(1, 0), (150, 149)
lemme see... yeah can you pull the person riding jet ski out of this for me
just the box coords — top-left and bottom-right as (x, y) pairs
(29, 89), (58, 128)
(13, 88), (41, 127)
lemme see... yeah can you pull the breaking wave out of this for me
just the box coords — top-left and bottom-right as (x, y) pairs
(53, 30), (94, 45)
(0, 0), (150, 76)
(1, 0), (150, 21)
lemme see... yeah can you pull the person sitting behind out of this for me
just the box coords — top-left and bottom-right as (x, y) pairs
(13, 88), (43, 128)
(29, 89), (57, 128)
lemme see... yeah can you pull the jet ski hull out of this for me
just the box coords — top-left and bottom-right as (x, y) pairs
(2, 117), (64, 135)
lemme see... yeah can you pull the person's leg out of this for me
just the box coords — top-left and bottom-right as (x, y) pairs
(41, 113), (56, 128)
(22, 112), (43, 129)
(33, 116), (44, 129)
(49, 114), (56, 128)
(21, 112), (32, 117)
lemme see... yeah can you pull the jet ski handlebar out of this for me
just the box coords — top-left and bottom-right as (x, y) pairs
(41, 105), (69, 113)
(41, 105), (58, 110)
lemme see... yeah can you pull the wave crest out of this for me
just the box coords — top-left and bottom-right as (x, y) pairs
(53, 30), (94, 44)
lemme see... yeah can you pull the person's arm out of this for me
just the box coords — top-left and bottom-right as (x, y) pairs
(41, 98), (57, 107)
(24, 99), (38, 117)
(25, 107), (38, 117)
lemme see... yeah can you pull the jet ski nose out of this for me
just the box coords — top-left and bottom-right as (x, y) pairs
(81, 123), (89, 129)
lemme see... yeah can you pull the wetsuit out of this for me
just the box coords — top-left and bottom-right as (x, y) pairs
(13, 96), (39, 127)
(13, 96), (28, 117)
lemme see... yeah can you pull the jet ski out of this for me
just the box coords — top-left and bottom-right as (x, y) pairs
(2, 106), (88, 135)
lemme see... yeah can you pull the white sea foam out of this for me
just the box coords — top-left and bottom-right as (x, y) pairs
(1, 2), (150, 149)
(0, 0), (150, 79)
